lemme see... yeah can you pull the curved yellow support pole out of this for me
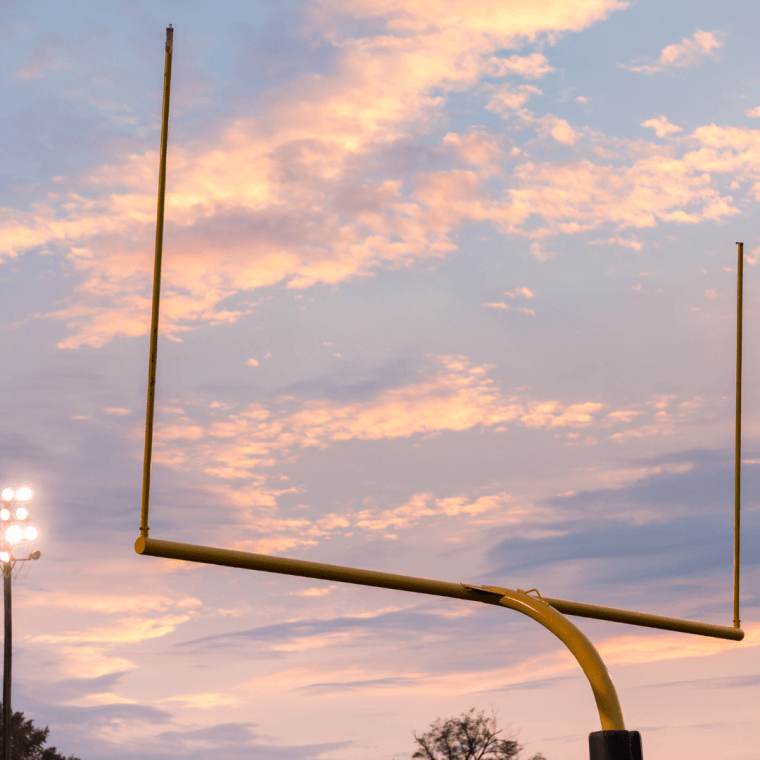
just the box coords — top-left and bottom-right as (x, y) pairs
(488, 590), (624, 730)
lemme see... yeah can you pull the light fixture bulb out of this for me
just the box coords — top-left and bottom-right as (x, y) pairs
(14, 487), (32, 502)
(1, 489), (13, 502)
(0, 510), (9, 521)
(0, 553), (8, 563)
(15, 507), (27, 521)
(5, 526), (22, 543)
(22, 526), (37, 541)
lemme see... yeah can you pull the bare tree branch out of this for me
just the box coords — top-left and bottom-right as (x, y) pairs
(412, 708), (544, 760)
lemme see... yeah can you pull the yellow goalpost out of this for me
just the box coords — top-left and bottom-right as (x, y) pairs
(133, 28), (745, 760)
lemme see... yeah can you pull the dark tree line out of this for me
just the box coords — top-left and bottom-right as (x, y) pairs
(412, 709), (546, 760)
(0, 706), (80, 760)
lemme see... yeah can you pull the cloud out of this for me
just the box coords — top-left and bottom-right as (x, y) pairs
(643, 674), (760, 690)
(642, 115), (683, 138)
(0, 0), (627, 349)
(588, 235), (643, 250)
(3, 12), (745, 355)
(193, 482), (542, 554)
(300, 675), (418, 693)
(29, 613), (195, 644)
(598, 624), (760, 665)
(153, 356), (611, 482)
(19, 693), (343, 760)
(150, 359), (717, 499)
(621, 29), (725, 74)
(485, 84), (543, 113)
(10, 33), (71, 81)
(290, 585), (337, 597)
(102, 407), (132, 416)
(486, 448), (760, 587)
(22, 591), (201, 614)
(143, 361), (719, 555)
(408, 120), (750, 246)
(482, 302), (535, 315)
(146, 723), (349, 760)
(487, 52), (554, 79)
(175, 602), (759, 706)
(178, 606), (467, 653)
(499, 139), (741, 235)
(504, 286), (535, 298)
(443, 129), (506, 176)
(533, 114), (579, 144)
(159, 693), (239, 709)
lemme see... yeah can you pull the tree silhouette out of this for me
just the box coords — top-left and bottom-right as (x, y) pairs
(412, 708), (546, 760)
(0, 705), (80, 760)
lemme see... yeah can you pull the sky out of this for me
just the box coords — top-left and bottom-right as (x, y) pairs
(0, 0), (759, 758)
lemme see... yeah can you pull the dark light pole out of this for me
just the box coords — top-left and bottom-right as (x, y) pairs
(2, 561), (8, 760)
(0, 487), (40, 760)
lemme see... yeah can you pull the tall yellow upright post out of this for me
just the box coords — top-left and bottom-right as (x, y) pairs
(734, 241), (743, 628)
(140, 26), (174, 540)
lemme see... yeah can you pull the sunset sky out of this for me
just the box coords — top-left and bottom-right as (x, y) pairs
(1, 0), (759, 758)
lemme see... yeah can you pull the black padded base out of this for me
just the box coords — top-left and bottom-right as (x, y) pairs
(589, 730), (643, 760)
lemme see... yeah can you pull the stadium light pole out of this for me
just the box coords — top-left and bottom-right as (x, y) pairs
(0, 487), (41, 760)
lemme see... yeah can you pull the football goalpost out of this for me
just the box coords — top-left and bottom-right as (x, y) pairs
(134, 28), (745, 760)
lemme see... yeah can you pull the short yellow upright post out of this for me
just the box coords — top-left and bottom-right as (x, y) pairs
(734, 241), (743, 629)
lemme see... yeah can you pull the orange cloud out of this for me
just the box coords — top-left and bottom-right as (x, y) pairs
(153, 356), (611, 482)
(642, 115), (683, 138)
(29, 614), (194, 645)
(598, 623), (760, 665)
(0, 1), (628, 348)
(487, 52), (554, 79)
(151, 358), (718, 499)
(221, 487), (544, 555)
(621, 29), (725, 74)
(486, 84), (543, 113)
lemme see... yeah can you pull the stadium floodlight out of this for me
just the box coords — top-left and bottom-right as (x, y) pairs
(5, 526), (21, 544)
(0, 490), (38, 556)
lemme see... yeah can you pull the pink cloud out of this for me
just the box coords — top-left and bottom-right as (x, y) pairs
(10, 33), (71, 82)
(15, 0), (743, 354)
(486, 84), (543, 113)
(621, 29), (725, 75)
(487, 52), (554, 79)
(150, 356), (717, 502)
(642, 115), (683, 138)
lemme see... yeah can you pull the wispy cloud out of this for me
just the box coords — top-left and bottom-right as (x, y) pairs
(10, 33), (71, 81)
(29, 613), (195, 645)
(153, 356), (611, 481)
(483, 287), (534, 313)
(621, 29), (725, 75)
(159, 693), (239, 709)
(505, 286), (535, 299)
